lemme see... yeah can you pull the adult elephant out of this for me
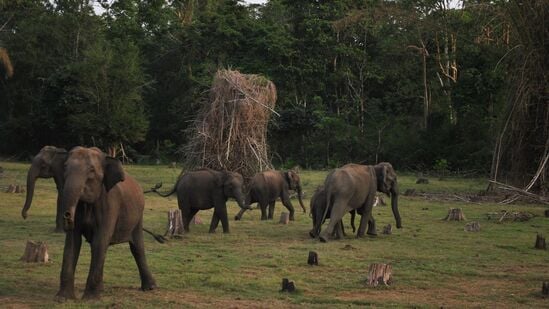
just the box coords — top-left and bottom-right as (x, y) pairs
(21, 146), (67, 232)
(317, 162), (401, 242)
(309, 185), (356, 239)
(56, 147), (156, 301)
(234, 170), (306, 221)
(152, 168), (248, 233)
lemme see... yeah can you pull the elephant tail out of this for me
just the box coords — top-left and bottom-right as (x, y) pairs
(315, 190), (334, 236)
(142, 228), (167, 243)
(146, 181), (177, 197)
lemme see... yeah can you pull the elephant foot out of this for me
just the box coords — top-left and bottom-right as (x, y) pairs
(319, 234), (329, 242)
(367, 232), (378, 237)
(289, 216), (295, 221)
(82, 290), (101, 300)
(54, 289), (76, 302)
(141, 280), (157, 291)
(234, 215), (241, 221)
(309, 230), (316, 238)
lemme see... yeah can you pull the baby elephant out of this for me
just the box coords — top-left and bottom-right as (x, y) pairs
(234, 170), (306, 221)
(309, 185), (356, 239)
(153, 168), (248, 233)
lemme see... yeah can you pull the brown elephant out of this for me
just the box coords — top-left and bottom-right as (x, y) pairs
(152, 168), (248, 233)
(317, 162), (401, 242)
(56, 147), (156, 301)
(309, 185), (356, 239)
(234, 170), (306, 221)
(21, 146), (67, 232)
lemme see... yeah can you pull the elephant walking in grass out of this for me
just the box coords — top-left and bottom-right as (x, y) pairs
(21, 146), (67, 232)
(152, 168), (249, 233)
(234, 170), (306, 221)
(317, 162), (402, 242)
(56, 147), (157, 301)
(309, 185), (356, 239)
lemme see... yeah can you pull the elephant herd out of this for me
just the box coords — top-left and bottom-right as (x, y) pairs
(19, 145), (402, 301)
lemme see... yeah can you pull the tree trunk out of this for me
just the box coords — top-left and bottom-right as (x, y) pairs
(443, 208), (466, 221)
(367, 263), (393, 287)
(21, 241), (49, 263)
(534, 233), (546, 250)
(165, 209), (184, 238)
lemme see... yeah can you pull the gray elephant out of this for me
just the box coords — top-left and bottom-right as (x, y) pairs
(309, 185), (356, 239)
(21, 146), (68, 232)
(56, 147), (157, 301)
(152, 168), (248, 233)
(317, 162), (401, 242)
(234, 170), (306, 221)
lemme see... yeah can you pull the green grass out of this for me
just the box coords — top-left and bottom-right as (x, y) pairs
(0, 161), (548, 308)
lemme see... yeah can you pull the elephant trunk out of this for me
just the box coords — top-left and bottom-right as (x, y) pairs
(391, 183), (402, 228)
(21, 164), (41, 219)
(61, 176), (85, 231)
(234, 190), (249, 210)
(296, 185), (306, 213)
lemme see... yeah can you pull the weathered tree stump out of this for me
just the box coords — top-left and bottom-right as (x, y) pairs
(382, 224), (392, 235)
(367, 263), (393, 287)
(307, 251), (319, 266)
(192, 215), (202, 225)
(464, 221), (481, 232)
(544, 209), (549, 218)
(21, 241), (49, 263)
(416, 177), (429, 184)
(534, 233), (546, 250)
(280, 278), (296, 292)
(542, 282), (549, 296)
(165, 209), (184, 238)
(6, 184), (25, 193)
(443, 208), (466, 221)
(279, 212), (289, 224)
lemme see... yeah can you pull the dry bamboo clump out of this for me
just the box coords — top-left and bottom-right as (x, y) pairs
(182, 69), (276, 180)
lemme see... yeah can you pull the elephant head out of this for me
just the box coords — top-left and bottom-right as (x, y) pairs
(374, 162), (402, 228)
(21, 146), (67, 220)
(284, 170), (306, 213)
(62, 147), (124, 231)
(218, 171), (248, 210)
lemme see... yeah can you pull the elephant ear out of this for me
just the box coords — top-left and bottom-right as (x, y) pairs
(283, 171), (292, 188)
(375, 164), (389, 193)
(104, 157), (125, 191)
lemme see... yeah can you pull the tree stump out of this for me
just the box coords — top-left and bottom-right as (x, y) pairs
(21, 241), (49, 263)
(307, 251), (319, 266)
(534, 233), (546, 250)
(542, 282), (549, 296)
(544, 209), (549, 218)
(382, 224), (392, 235)
(6, 184), (24, 193)
(416, 177), (429, 184)
(165, 209), (184, 238)
(373, 195), (386, 207)
(192, 215), (202, 225)
(367, 263), (393, 287)
(464, 221), (481, 232)
(279, 212), (289, 224)
(443, 208), (466, 221)
(280, 278), (296, 293)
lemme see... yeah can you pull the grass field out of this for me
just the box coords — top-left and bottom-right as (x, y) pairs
(0, 161), (547, 308)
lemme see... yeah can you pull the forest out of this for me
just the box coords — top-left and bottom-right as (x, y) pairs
(0, 0), (547, 189)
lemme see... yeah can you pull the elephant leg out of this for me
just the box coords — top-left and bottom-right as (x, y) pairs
(357, 195), (376, 238)
(341, 220), (347, 237)
(332, 221), (344, 239)
(319, 201), (349, 242)
(350, 210), (356, 233)
(267, 201), (276, 220)
(55, 231), (82, 301)
(83, 238), (109, 299)
(280, 192), (295, 221)
(183, 208), (198, 232)
(217, 204), (230, 233)
(129, 222), (157, 291)
(259, 201), (268, 220)
(209, 211), (220, 233)
(367, 216), (377, 236)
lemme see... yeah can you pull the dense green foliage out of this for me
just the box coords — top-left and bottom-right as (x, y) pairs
(0, 1), (513, 172)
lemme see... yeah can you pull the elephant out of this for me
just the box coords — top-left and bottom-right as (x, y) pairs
(56, 147), (157, 301)
(234, 170), (306, 221)
(21, 146), (68, 232)
(309, 185), (356, 239)
(152, 168), (249, 233)
(317, 162), (401, 242)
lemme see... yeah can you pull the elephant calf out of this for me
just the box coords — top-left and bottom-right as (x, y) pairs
(153, 168), (248, 233)
(309, 185), (356, 239)
(234, 170), (306, 221)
